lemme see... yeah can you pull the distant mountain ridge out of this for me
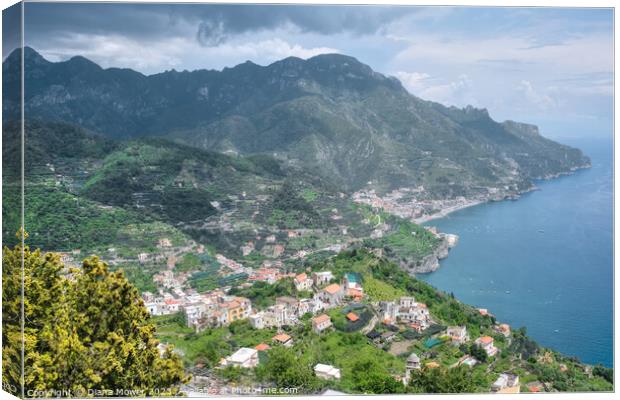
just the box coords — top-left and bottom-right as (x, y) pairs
(3, 47), (590, 194)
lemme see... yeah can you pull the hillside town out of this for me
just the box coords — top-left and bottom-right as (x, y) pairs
(352, 185), (517, 224)
(144, 258), (527, 393)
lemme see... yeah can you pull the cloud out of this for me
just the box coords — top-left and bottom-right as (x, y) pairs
(37, 33), (338, 74)
(517, 80), (557, 110)
(394, 71), (478, 107)
(196, 20), (228, 47)
(22, 3), (413, 49)
(187, 5), (410, 43)
(393, 71), (431, 93)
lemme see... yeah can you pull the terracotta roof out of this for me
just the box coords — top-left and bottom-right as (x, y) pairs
(224, 300), (240, 309)
(478, 336), (494, 344)
(478, 308), (488, 315)
(346, 312), (359, 322)
(164, 299), (181, 305)
(416, 303), (427, 308)
(295, 273), (307, 283)
(526, 382), (542, 393)
(272, 333), (292, 343)
(347, 288), (363, 298)
(255, 343), (271, 351)
(313, 314), (331, 324)
(323, 283), (342, 294)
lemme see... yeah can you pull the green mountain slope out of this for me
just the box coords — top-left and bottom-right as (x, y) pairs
(3, 48), (589, 195)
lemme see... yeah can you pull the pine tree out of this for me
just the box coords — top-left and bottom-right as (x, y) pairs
(2, 241), (188, 396)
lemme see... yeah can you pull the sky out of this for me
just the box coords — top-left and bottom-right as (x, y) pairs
(3, 3), (614, 139)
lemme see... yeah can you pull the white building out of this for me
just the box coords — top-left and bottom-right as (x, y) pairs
(312, 271), (334, 287)
(404, 353), (421, 385)
(276, 296), (299, 316)
(314, 364), (341, 380)
(399, 303), (430, 329)
(312, 314), (333, 334)
(475, 336), (499, 357)
(491, 373), (520, 393)
(447, 326), (468, 344)
(298, 298), (313, 316)
(294, 273), (313, 292)
(317, 283), (344, 306)
(249, 313), (265, 329)
(145, 302), (163, 316)
(184, 303), (208, 329)
(223, 348), (259, 368)
(379, 300), (398, 322)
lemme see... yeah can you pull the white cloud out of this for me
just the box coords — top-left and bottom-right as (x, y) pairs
(517, 80), (557, 110)
(36, 34), (339, 74)
(393, 71), (431, 93)
(394, 71), (478, 107)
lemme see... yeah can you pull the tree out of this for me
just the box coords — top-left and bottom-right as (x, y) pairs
(407, 366), (478, 393)
(350, 356), (404, 394)
(467, 343), (488, 363)
(259, 346), (319, 393)
(593, 365), (613, 384)
(2, 241), (188, 396)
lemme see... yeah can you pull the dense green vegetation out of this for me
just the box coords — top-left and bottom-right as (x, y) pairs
(267, 181), (326, 229)
(3, 183), (193, 257)
(359, 207), (442, 263)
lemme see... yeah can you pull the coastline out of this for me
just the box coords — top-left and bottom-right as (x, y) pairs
(414, 158), (612, 367)
(407, 163), (592, 276)
(412, 199), (487, 225)
(412, 163), (591, 226)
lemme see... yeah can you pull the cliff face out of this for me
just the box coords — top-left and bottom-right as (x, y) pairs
(401, 233), (458, 274)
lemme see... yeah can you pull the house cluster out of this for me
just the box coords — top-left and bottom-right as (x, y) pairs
(378, 296), (432, 332)
(153, 269), (190, 290)
(352, 188), (427, 220)
(248, 266), (291, 284)
(249, 296), (313, 329)
(143, 289), (252, 331)
(249, 271), (362, 332)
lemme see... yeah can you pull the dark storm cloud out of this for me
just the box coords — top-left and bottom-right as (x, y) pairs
(23, 3), (182, 40)
(22, 3), (412, 48)
(192, 5), (409, 46)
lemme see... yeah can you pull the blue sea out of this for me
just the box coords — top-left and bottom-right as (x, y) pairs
(419, 137), (613, 367)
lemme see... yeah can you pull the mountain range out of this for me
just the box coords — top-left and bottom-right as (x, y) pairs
(3, 47), (589, 195)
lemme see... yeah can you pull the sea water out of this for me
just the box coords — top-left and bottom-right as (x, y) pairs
(419, 137), (613, 367)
